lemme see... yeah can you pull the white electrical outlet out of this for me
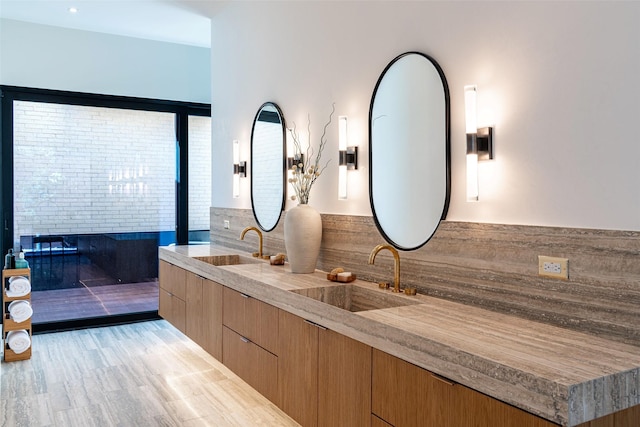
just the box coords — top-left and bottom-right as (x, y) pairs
(538, 255), (569, 280)
(543, 262), (561, 274)
(224, 220), (230, 229)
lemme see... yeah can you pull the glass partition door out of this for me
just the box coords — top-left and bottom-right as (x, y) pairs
(1, 86), (211, 330)
(12, 101), (176, 324)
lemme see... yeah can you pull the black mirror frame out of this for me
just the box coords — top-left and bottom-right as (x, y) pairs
(368, 51), (451, 250)
(250, 101), (286, 232)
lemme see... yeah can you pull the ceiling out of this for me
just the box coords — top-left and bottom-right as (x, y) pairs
(0, 0), (225, 48)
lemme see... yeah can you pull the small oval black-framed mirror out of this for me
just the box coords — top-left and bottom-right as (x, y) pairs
(369, 52), (451, 250)
(250, 102), (286, 232)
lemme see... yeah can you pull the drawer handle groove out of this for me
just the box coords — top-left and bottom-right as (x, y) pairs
(304, 319), (328, 331)
(431, 372), (455, 386)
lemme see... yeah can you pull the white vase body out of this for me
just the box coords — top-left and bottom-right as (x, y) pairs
(284, 204), (322, 274)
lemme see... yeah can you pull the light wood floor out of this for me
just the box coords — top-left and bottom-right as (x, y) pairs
(0, 320), (300, 427)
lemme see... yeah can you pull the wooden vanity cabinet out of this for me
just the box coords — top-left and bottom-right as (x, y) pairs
(159, 261), (223, 359)
(372, 415), (394, 427)
(278, 310), (371, 427)
(222, 326), (278, 403)
(576, 405), (640, 427)
(454, 383), (559, 427)
(158, 261), (187, 333)
(161, 259), (639, 426)
(372, 349), (558, 427)
(372, 348), (455, 426)
(222, 286), (278, 354)
(222, 287), (279, 404)
(162, 259), (639, 427)
(185, 271), (223, 360)
(277, 310), (319, 426)
(318, 323), (372, 427)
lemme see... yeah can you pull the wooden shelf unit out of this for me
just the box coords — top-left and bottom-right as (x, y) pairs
(2, 268), (32, 362)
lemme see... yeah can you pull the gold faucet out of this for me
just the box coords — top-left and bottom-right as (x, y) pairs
(368, 244), (401, 293)
(240, 226), (263, 258)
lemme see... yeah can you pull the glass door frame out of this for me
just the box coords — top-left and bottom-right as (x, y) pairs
(1, 85), (210, 331)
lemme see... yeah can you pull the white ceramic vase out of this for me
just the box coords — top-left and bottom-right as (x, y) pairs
(284, 204), (322, 274)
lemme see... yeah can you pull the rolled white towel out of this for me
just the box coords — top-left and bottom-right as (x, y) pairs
(6, 330), (31, 354)
(8, 300), (33, 324)
(6, 276), (31, 297)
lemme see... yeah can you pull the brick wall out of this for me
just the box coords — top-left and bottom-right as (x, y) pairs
(13, 101), (181, 247)
(188, 115), (212, 231)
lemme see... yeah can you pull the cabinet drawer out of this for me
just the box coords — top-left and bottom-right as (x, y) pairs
(185, 271), (204, 344)
(159, 288), (186, 333)
(373, 349), (559, 427)
(223, 287), (278, 354)
(222, 326), (278, 404)
(159, 261), (186, 300)
(318, 328), (372, 427)
(372, 349), (454, 427)
(201, 278), (223, 360)
(372, 415), (393, 427)
(455, 384), (559, 427)
(277, 310), (319, 427)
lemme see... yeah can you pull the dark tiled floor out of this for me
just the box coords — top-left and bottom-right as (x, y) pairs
(21, 252), (158, 324)
(31, 281), (158, 323)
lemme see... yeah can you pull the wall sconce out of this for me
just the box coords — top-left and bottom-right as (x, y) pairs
(464, 85), (493, 202)
(287, 154), (304, 171)
(286, 127), (304, 171)
(338, 116), (358, 200)
(233, 139), (246, 198)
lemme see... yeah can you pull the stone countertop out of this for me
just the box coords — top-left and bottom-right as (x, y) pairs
(159, 244), (640, 426)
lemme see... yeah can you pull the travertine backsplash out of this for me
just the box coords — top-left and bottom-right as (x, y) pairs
(210, 207), (640, 347)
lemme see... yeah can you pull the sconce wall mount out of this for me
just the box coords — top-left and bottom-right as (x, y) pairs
(287, 154), (304, 171)
(233, 161), (247, 177)
(339, 146), (358, 170)
(466, 127), (493, 161)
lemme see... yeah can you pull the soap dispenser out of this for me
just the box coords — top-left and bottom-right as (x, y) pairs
(4, 249), (15, 269)
(15, 250), (29, 269)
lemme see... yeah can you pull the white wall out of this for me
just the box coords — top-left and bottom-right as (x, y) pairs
(0, 19), (211, 103)
(209, 1), (640, 231)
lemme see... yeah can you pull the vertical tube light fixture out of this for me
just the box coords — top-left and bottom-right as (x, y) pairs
(465, 85), (479, 202)
(337, 116), (358, 200)
(232, 139), (246, 198)
(464, 85), (493, 202)
(338, 116), (348, 200)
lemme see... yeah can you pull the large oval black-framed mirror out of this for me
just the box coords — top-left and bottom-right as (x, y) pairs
(251, 102), (286, 232)
(369, 52), (451, 250)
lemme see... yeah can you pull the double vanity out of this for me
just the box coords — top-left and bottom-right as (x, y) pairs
(153, 46), (640, 426)
(159, 244), (640, 427)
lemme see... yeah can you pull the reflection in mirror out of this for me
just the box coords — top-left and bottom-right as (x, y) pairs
(369, 52), (450, 250)
(251, 102), (286, 232)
